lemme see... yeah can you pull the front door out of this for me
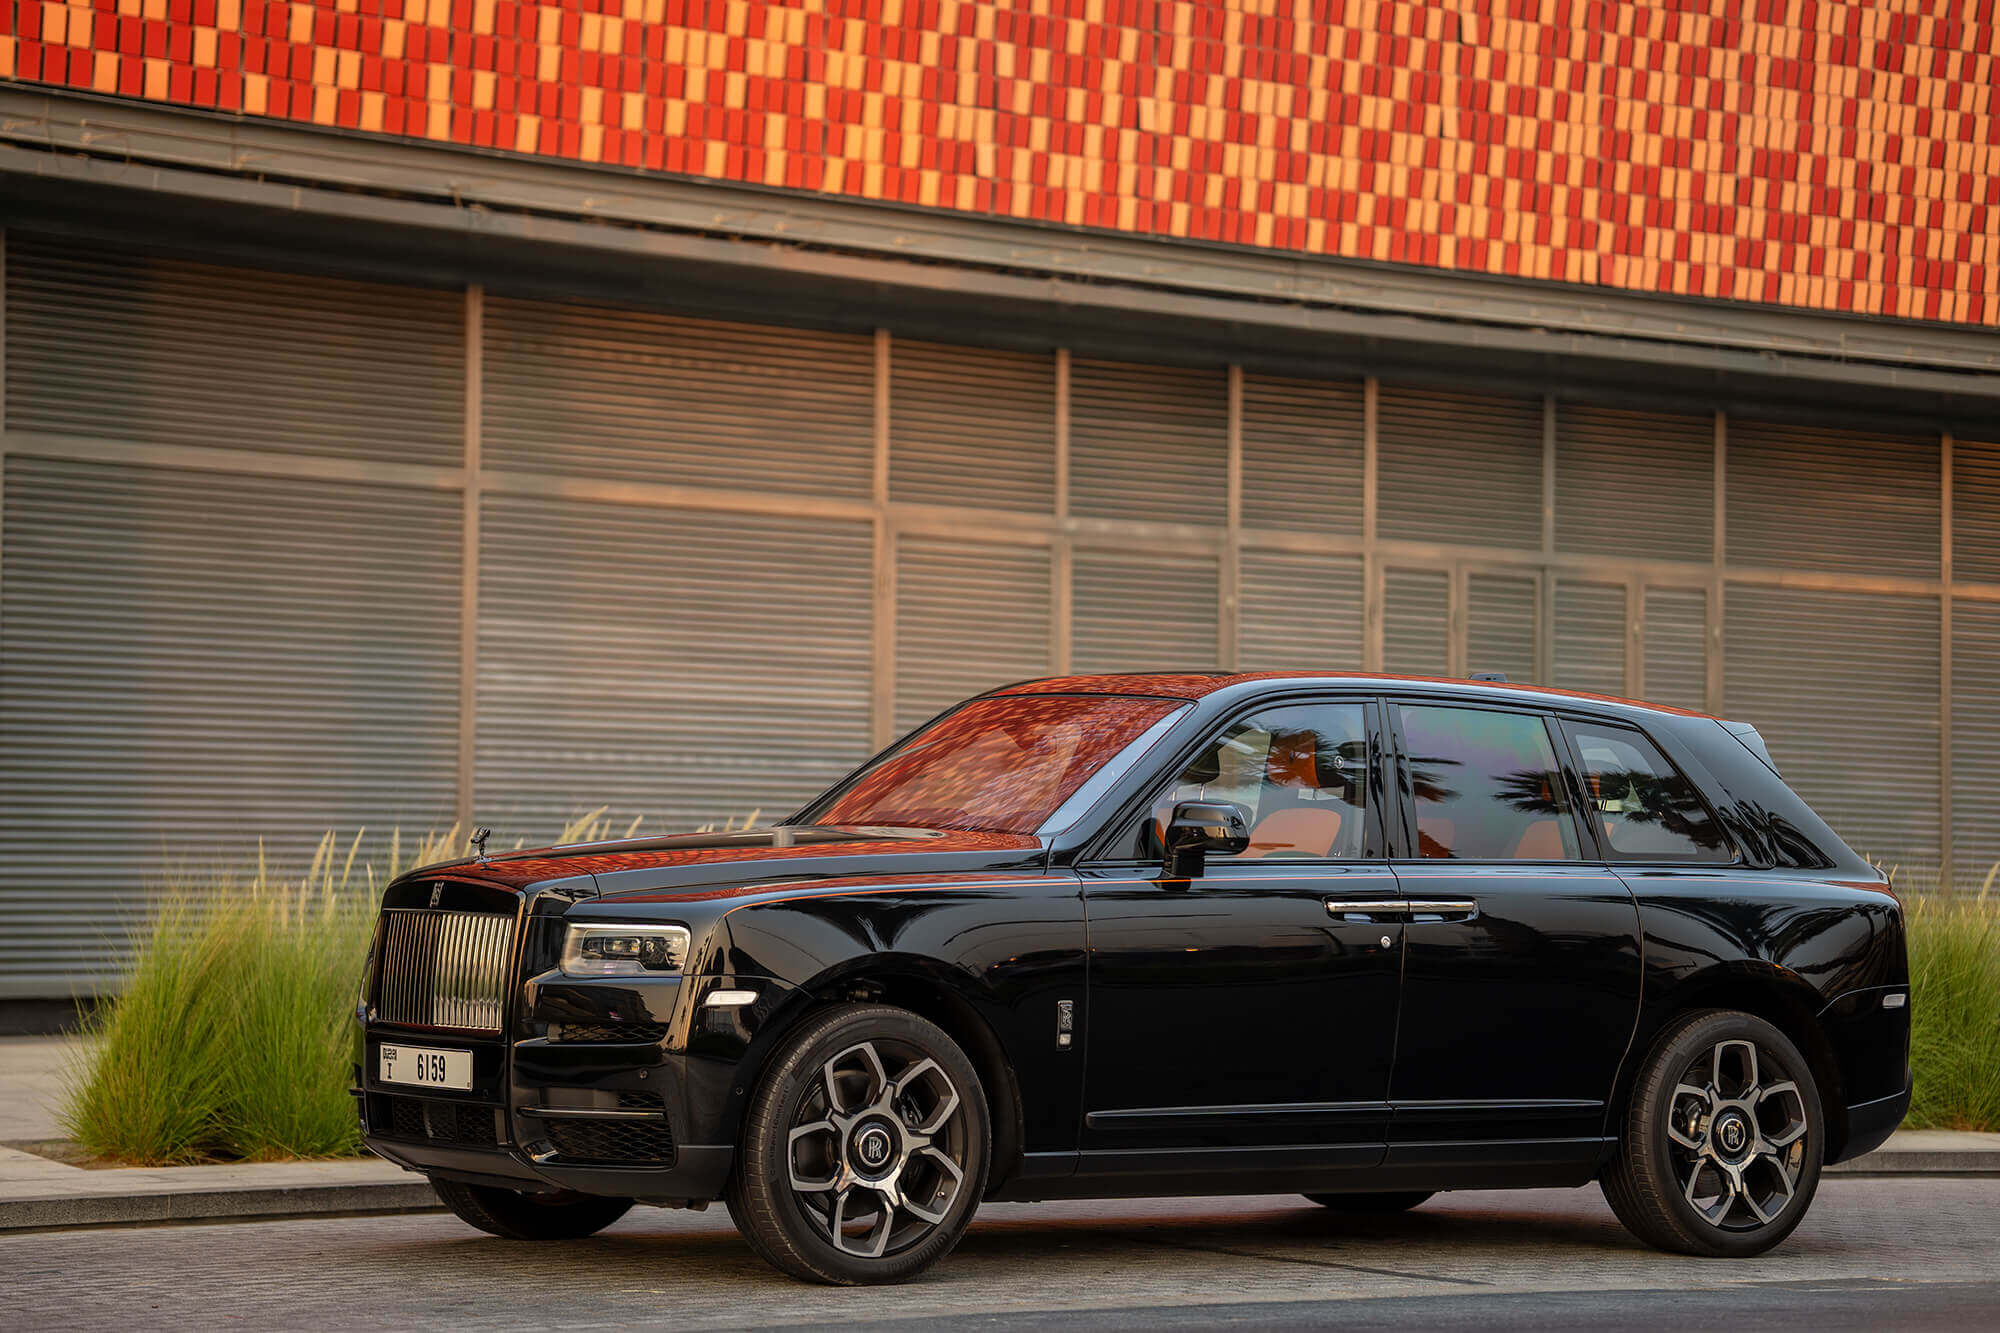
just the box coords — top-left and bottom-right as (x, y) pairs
(1079, 698), (1404, 1173)
(1384, 700), (1643, 1151)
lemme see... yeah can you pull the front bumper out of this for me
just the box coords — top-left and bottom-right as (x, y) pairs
(353, 971), (797, 1203)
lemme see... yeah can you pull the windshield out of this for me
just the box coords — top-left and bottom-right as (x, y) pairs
(805, 694), (1187, 835)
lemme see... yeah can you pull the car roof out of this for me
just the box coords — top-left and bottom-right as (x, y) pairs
(988, 670), (1718, 720)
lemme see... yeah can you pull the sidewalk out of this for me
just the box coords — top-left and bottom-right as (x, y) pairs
(2, 1036), (1992, 1234)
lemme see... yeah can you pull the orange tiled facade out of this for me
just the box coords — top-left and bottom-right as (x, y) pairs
(3, 0), (1997, 325)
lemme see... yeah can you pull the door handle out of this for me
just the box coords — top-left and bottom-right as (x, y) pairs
(1323, 901), (1406, 921)
(1324, 899), (1479, 922)
(1400, 899), (1480, 922)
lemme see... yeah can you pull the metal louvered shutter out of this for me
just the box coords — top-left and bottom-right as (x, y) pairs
(481, 295), (874, 500)
(1555, 582), (1627, 695)
(1953, 600), (2000, 890)
(1643, 588), (1708, 711)
(890, 340), (1055, 513)
(895, 537), (1051, 732)
(475, 496), (874, 839)
(1240, 373), (1364, 535)
(5, 233), (462, 465)
(1069, 360), (1227, 525)
(1555, 404), (1712, 562)
(1956, 437), (2000, 585)
(1726, 587), (1939, 869)
(1468, 573), (1537, 684)
(1238, 552), (1363, 669)
(1728, 420), (1939, 579)
(1378, 388), (1542, 550)
(1383, 569), (1449, 675)
(0, 457), (461, 998)
(1072, 550), (1219, 672)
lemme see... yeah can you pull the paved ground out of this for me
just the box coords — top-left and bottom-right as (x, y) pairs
(6, 1177), (1995, 1329)
(0, 1035), (77, 1141)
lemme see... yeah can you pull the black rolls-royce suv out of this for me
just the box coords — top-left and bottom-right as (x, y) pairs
(354, 672), (1911, 1284)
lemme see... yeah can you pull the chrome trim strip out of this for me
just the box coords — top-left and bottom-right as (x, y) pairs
(1323, 900), (1404, 915)
(516, 1107), (667, 1121)
(1401, 899), (1479, 915)
(1088, 1100), (1384, 1125)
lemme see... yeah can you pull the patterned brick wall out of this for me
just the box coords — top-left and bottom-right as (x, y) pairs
(3, 1), (1997, 325)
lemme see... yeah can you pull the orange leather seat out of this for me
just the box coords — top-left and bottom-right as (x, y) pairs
(1246, 806), (1343, 858)
(1512, 818), (1567, 860)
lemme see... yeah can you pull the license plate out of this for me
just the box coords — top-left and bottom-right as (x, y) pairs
(378, 1043), (473, 1091)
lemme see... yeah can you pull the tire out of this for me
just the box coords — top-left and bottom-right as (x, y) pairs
(726, 1003), (990, 1285)
(431, 1177), (633, 1240)
(1303, 1191), (1434, 1213)
(1601, 1009), (1824, 1257)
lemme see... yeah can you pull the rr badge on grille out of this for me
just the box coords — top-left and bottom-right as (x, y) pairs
(429, 882), (444, 908)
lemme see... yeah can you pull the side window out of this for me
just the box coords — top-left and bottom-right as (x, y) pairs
(1397, 704), (1581, 861)
(1132, 702), (1373, 862)
(1563, 722), (1734, 862)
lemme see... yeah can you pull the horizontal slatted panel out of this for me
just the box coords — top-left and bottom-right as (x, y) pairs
(1643, 588), (1708, 711)
(1953, 600), (2000, 890)
(1379, 387), (1543, 550)
(1072, 550), (1220, 672)
(4, 234), (462, 464)
(1727, 419), (1939, 579)
(1555, 404), (1712, 562)
(1240, 373), (1364, 535)
(1383, 569), (1448, 676)
(1727, 586), (1939, 869)
(895, 537), (1051, 733)
(1468, 573), (1538, 684)
(481, 295), (874, 499)
(1554, 581), (1627, 696)
(890, 340), (1055, 513)
(1237, 552), (1364, 668)
(1069, 360), (1227, 525)
(1955, 437), (2000, 586)
(476, 496), (874, 839)
(0, 457), (461, 998)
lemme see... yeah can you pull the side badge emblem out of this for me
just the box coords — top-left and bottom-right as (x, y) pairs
(1056, 999), (1074, 1050)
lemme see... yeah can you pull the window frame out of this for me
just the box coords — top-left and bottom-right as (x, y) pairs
(1083, 692), (1392, 869)
(1550, 715), (1743, 867)
(1383, 697), (1600, 866)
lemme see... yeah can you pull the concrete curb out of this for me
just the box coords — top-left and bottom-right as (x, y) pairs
(0, 1179), (440, 1233)
(0, 1147), (1991, 1235)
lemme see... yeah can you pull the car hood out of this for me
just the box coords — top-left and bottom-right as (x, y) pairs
(412, 825), (1046, 894)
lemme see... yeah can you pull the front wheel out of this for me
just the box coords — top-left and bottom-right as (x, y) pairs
(431, 1177), (633, 1240)
(726, 1003), (990, 1285)
(1303, 1190), (1434, 1213)
(1601, 1009), (1824, 1257)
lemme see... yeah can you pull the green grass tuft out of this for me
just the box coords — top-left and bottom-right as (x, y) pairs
(1904, 891), (2000, 1132)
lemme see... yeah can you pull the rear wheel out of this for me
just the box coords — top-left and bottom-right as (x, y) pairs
(726, 1003), (989, 1285)
(1602, 1009), (1823, 1257)
(1303, 1191), (1433, 1213)
(431, 1178), (632, 1240)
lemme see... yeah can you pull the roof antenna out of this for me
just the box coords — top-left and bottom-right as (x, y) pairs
(1469, 671), (1508, 683)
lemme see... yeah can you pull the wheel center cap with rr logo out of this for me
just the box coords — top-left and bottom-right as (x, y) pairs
(856, 1126), (893, 1168)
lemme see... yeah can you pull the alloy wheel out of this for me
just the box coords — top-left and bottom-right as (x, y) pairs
(1664, 1037), (1810, 1231)
(784, 1038), (971, 1259)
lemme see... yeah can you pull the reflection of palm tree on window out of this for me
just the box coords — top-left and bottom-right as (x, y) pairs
(1404, 754), (1462, 806)
(1492, 769), (1567, 818)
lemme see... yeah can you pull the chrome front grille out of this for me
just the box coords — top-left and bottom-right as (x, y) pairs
(375, 908), (516, 1032)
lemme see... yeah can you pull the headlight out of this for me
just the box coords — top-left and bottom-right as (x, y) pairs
(560, 922), (690, 977)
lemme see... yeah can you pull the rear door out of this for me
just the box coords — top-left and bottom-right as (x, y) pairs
(1383, 700), (1644, 1151)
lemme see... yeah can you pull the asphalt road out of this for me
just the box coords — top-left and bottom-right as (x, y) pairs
(7, 1177), (1997, 1329)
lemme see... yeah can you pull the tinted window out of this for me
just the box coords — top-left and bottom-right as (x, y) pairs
(1136, 702), (1373, 861)
(1398, 705), (1580, 860)
(1565, 722), (1733, 862)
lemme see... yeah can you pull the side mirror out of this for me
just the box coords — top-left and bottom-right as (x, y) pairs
(1163, 800), (1250, 879)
